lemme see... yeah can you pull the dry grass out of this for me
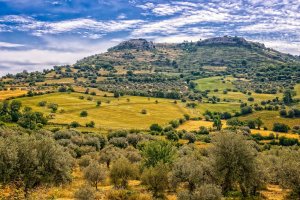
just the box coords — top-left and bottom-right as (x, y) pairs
(17, 92), (191, 130)
(251, 129), (299, 139)
(0, 89), (27, 101)
(238, 111), (300, 131)
(177, 120), (227, 131)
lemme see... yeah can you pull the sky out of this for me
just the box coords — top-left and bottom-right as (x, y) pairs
(0, 0), (299, 75)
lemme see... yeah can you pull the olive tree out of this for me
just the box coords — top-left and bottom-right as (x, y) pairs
(109, 157), (139, 188)
(84, 161), (107, 190)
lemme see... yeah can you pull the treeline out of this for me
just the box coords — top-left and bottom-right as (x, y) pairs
(1, 127), (300, 199)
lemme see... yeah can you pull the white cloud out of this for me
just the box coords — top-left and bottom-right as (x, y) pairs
(0, 39), (118, 75)
(0, 15), (144, 36)
(0, 42), (24, 48)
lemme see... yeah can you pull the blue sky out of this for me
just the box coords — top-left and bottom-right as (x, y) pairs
(0, 0), (299, 75)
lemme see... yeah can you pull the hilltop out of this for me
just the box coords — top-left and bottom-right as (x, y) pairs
(1, 36), (300, 95)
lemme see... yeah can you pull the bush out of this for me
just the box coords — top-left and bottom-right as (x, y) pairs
(110, 157), (138, 188)
(166, 131), (179, 141)
(109, 137), (129, 148)
(80, 111), (88, 117)
(70, 121), (80, 128)
(150, 124), (162, 132)
(38, 101), (47, 107)
(141, 109), (147, 114)
(248, 97), (254, 102)
(141, 163), (169, 198)
(184, 132), (196, 143)
(273, 123), (289, 133)
(86, 121), (95, 128)
(241, 106), (252, 115)
(74, 185), (95, 200)
(279, 109), (287, 117)
(198, 126), (209, 135)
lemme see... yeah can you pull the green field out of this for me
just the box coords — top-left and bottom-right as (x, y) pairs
(17, 92), (191, 130)
(208, 91), (282, 103)
(194, 76), (235, 91)
(238, 111), (300, 130)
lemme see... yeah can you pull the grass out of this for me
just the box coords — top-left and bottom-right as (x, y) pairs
(177, 120), (227, 131)
(208, 91), (282, 103)
(295, 84), (300, 98)
(17, 92), (191, 130)
(194, 76), (235, 91)
(0, 89), (27, 101)
(238, 111), (300, 131)
(251, 129), (299, 139)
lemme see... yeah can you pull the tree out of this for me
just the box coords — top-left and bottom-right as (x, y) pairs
(74, 185), (95, 200)
(210, 132), (264, 197)
(10, 100), (22, 122)
(255, 118), (263, 129)
(178, 184), (222, 200)
(184, 132), (196, 144)
(213, 116), (222, 131)
(170, 155), (214, 192)
(283, 90), (293, 105)
(84, 161), (106, 190)
(273, 123), (289, 133)
(141, 140), (176, 168)
(141, 162), (169, 198)
(0, 134), (73, 197)
(99, 145), (122, 168)
(277, 149), (300, 198)
(80, 111), (88, 117)
(96, 100), (101, 107)
(86, 121), (95, 128)
(110, 157), (138, 188)
(149, 123), (162, 132)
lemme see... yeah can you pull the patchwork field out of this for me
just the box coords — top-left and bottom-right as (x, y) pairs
(238, 111), (300, 130)
(17, 92), (191, 130)
(194, 76), (235, 91)
(177, 120), (227, 131)
(0, 89), (27, 100)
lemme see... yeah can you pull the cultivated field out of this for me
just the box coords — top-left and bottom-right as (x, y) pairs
(0, 89), (27, 101)
(17, 92), (191, 130)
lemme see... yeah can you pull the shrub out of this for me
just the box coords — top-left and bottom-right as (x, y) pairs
(198, 126), (209, 135)
(80, 111), (88, 117)
(166, 131), (179, 141)
(74, 185), (95, 200)
(84, 161), (107, 190)
(110, 157), (138, 188)
(86, 121), (95, 128)
(141, 109), (147, 114)
(109, 137), (129, 149)
(70, 121), (80, 128)
(279, 109), (287, 117)
(241, 106), (252, 115)
(141, 163), (169, 198)
(149, 124), (162, 132)
(248, 97), (254, 102)
(273, 123), (289, 133)
(38, 101), (47, 107)
(184, 132), (196, 143)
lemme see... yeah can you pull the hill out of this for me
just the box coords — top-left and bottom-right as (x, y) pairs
(1, 36), (300, 97)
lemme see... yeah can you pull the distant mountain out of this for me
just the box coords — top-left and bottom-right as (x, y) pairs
(2, 36), (299, 95)
(108, 38), (155, 51)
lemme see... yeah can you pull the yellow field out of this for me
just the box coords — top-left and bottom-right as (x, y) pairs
(177, 120), (227, 131)
(0, 89), (27, 101)
(17, 92), (191, 130)
(238, 111), (300, 131)
(194, 76), (235, 91)
(251, 129), (299, 139)
(208, 91), (282, 103)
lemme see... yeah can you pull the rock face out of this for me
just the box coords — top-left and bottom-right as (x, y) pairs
(109, 39), (155, 51)
(197, 36), (265, 48)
